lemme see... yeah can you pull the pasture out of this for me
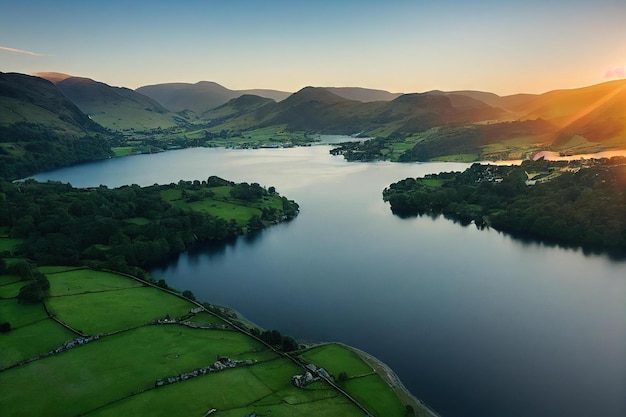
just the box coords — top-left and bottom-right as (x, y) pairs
(46, 268), (144, 296)
(0, 325), (267, 416)
(0, 318), (75, 369)
(89, 358), (362, 417)
(45, 286), (193, 334)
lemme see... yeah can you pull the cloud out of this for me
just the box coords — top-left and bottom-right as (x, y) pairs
(0, 45), (45, 57)
(604, 66), (625, 79)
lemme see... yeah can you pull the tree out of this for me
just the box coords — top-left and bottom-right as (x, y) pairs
(182, 290), (196, 301)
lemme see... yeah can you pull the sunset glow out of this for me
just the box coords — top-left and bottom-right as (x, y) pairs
(1, 0), (625, 95)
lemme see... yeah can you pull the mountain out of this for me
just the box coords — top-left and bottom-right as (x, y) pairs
(32, 71), (73, 83)
(325, 87), (402, 102)
(136, 81), (291, 113)
(38, 75), (184, 131)
(504, 80), (626, 150)
(425, 89), (538, 112)
(0, 72), (112, 179)
(339, 80), (626, 161)
(1, 72), (101, 133)
(206, 86), (505, 136)
(203, 94), (275, 123)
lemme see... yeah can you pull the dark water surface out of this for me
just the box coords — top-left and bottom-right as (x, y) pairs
(34, 147), (626, 417)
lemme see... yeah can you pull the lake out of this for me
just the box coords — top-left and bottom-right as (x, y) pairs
(33, 146), (626, 417)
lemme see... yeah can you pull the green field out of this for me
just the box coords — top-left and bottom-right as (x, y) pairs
(0, 298), (48, 328)
(161, 186), (285, 226)
(89, 359), (361, 417)
(0, 268), (417, 417)
(0, 318), (76, 369)
(0, 325), (268, 416)
(300, 344), (415, 417)
(47, 269), (144, 296)
(299, 343), (373, 378)
(0, 280), (24, 298)
(343, 374), (408, 417)
(45, 286), (193, 334)
(0, 237), (22, 253)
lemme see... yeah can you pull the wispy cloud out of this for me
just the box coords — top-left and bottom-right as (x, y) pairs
(0, 45), (46, 57)
(604, 66), (625, 79)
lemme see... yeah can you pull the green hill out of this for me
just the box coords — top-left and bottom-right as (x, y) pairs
(325, 87), (403, 102)
(49, 76), (186, 131)
(0, 72), (112, 180)
(137, 81), (291, 113)
(331, 80), (626, 161)
(206, 86), (504, 137)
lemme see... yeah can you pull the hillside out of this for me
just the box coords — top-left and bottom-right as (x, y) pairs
(0, 72), (112, 180)
(325, 87), (403, 102)
(510, 80), (626, 152)
(137, 81), (290, 113)
(207, 87), (505, 137)
(46, 76), (186, 131)
(332, 80), (626, 162)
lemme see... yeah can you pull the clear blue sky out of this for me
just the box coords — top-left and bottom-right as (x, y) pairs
(1, 0), (625, 95)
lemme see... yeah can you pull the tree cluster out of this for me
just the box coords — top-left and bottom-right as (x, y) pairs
(0, 178), (300, 275)
(0, 123), (113, 181)
(5, 260), (51, 303)
(383, 158), (626, 251)
(250, 328), (299, 352)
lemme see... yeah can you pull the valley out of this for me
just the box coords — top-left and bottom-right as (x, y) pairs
(1, 70), (626, 417)
(4, 71), (626, 183)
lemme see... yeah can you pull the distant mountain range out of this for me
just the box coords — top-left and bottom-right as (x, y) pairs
(35, 73), (187, 131)
(1, 70), (625, 178)
(136, 81), (291, 113)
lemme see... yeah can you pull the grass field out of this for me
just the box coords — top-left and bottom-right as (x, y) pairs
(430, 153), (479, 162)
(299, 344), (373, 379)
(0, 280), (24, 298)
(0, 325), (269, 416)
(300, 344), (409, 417)
(0, 318), (76, 369)
(343, 374), (408, 417)
(187, 311), (227, 326)
(161, 186), (285, 226)
(47, 269), (144, 296)
(0, 274), (21, 287)
(45, 286), (193, 334)
(0, 298), (47, 328)
(89, 359), (362, 417)
(0, 269), (412, 417)
(0, 237), (22, 253)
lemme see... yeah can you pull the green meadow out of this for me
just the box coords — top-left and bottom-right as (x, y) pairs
(161, 186), (285, 226)
(45, 286), (193, 334)
(0, 267), (419, 417)
(300, 343), (419, 417)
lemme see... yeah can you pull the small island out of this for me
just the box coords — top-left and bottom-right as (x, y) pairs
(383, 157), (626, 252)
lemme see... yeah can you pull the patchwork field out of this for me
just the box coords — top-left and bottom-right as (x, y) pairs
(300, 343), (414, 417)
(1, 268), (424, 416)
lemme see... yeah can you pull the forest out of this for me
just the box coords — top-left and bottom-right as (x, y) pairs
(383, 157), (626, 251)
(0, 178), (299, 280)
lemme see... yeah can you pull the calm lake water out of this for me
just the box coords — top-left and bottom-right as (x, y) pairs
(33, 146), (626, 417)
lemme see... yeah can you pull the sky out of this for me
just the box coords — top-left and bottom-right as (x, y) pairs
(1, 0), (625, 96)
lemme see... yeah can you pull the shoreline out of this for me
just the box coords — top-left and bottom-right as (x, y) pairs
(336, 342), (441, 417)
(219, 304), (441, 417)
